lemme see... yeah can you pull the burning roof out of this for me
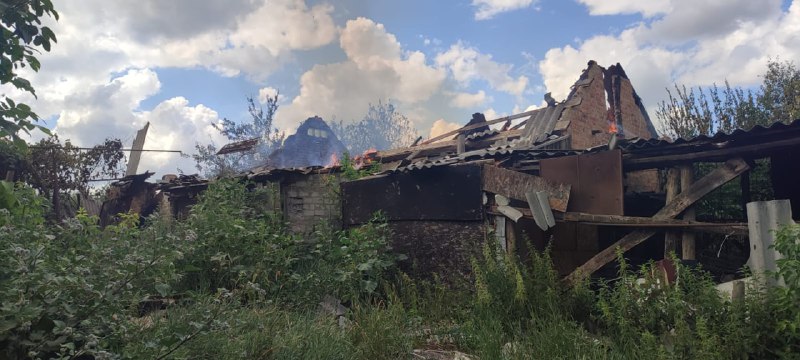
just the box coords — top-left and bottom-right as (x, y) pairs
(263, 116), (348, 169)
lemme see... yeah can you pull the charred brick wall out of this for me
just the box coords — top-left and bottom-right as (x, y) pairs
(282, 173), (341, 233)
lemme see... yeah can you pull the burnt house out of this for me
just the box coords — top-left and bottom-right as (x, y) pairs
(264, 116), (347, 169)
(152, 60), (800, 285)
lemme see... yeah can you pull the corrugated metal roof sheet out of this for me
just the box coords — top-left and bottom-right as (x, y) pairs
(607, 119), (800, 152)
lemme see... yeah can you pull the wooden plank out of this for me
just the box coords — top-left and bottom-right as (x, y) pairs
(680, 165), (696, 260)
(492, 207), (747, 234)
(482, 164), (571, 212)
(420, 109), (540, 145)
(505, 219), (517, 254)
(378, 129), (523, 162)
(566, 158), (750, 284)
(664, 168), (680, 256)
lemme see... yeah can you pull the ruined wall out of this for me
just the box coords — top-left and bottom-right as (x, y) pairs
(617, 77), (656, 140)
(561, 61), (657, 150)
(561, 63), (610, 150)
(282, 173), (341, 233)
(389, 221), (487, 283)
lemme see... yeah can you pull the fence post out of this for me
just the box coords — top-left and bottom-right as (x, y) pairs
(746, 199), (793, 286)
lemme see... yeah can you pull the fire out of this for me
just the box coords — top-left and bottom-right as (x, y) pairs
(327, 153), (340, 167)
(608, 121), (618, 134)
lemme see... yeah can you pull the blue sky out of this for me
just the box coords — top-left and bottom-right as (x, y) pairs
(11, 0), (798, 175)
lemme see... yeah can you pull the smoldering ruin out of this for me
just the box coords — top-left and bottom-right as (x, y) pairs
(101, 60), (800, 289)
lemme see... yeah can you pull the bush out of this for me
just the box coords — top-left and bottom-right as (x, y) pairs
(0, 186), (185, 359)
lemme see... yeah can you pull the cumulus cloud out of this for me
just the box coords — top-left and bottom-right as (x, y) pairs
(429, 119), (462, 138)
(449, 90), (489, 108)
(258, 87), (285, 104)
(275, 17), (446, 131)
(576, 0), (670, 17)
(436, 42), (529, 96)
(472, 0), (538, 20)
(53, 69), (227, 176)
(539, 0), (799, 125)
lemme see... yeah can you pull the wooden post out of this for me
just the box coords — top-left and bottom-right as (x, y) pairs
(505, 219), (517, 255)
(680, 165), (696, 260)
(746, 199), (793, 287)
(495, 216), (507, 252)
(456, 133), (466, 154)
(740, 171), (751, 219)
(567, 158), (750, 284)
(664, 168), (680, 257)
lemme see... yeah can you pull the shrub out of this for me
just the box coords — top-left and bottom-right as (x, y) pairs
(0, 186), (185, 359)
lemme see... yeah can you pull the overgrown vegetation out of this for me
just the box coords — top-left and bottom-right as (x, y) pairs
(2, 180), (799, 359)
(657, 58), (799, 139)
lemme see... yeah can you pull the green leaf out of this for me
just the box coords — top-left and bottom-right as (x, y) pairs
(155, 283), (171, 297)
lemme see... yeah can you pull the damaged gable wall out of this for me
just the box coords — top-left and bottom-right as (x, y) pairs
(560, 61), (657, 150)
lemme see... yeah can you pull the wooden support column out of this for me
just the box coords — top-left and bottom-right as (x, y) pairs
(566, 158), (750, 284)
(456, 134), (466, 154)
(664, 168), (680, 257)
(740, 170), (751, 219)
(505, 218), (518, 255)
(495, 216), (507, 252)
(680, 165), (696, 260)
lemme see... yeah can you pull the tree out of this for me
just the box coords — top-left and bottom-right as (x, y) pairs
(0, 0), (58, 149)
(656, 59), (799, 139)
(23, 136), (125, 219)
(193, 94), (285, 178)
(759, 58), (800, 124)
(331, 100), (418, 154)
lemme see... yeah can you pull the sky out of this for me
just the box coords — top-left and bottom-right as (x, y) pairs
(5, 0), (799, 176)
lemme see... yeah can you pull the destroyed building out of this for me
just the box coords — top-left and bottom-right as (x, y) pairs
(264, 116), (347, 169)
(132, 60), (800, 285)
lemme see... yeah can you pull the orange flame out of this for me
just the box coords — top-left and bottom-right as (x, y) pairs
(327, 153), (340, 167)
(608, 121), (618, 134)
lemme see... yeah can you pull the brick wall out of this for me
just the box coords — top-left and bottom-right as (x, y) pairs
(561, 63), (610, 149)
(281, 173), (341, 233)
(617, 79), (655, 140)
(562, 62), (657, 150)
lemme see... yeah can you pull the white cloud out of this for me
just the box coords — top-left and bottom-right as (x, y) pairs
(276, 17), (446, 131)
(258, 87), (285, 104)
(429, 119), (462, 138)
(539, 0), (799, 127)
(52, 69), (227, 177)
(436, 42), (529, 96)
(449, 90), (489, 108)
(576, 0), (670, 17)
(472, 0), (537, 20)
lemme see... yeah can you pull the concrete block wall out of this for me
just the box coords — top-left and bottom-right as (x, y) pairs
(282, 173), (341, 233)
